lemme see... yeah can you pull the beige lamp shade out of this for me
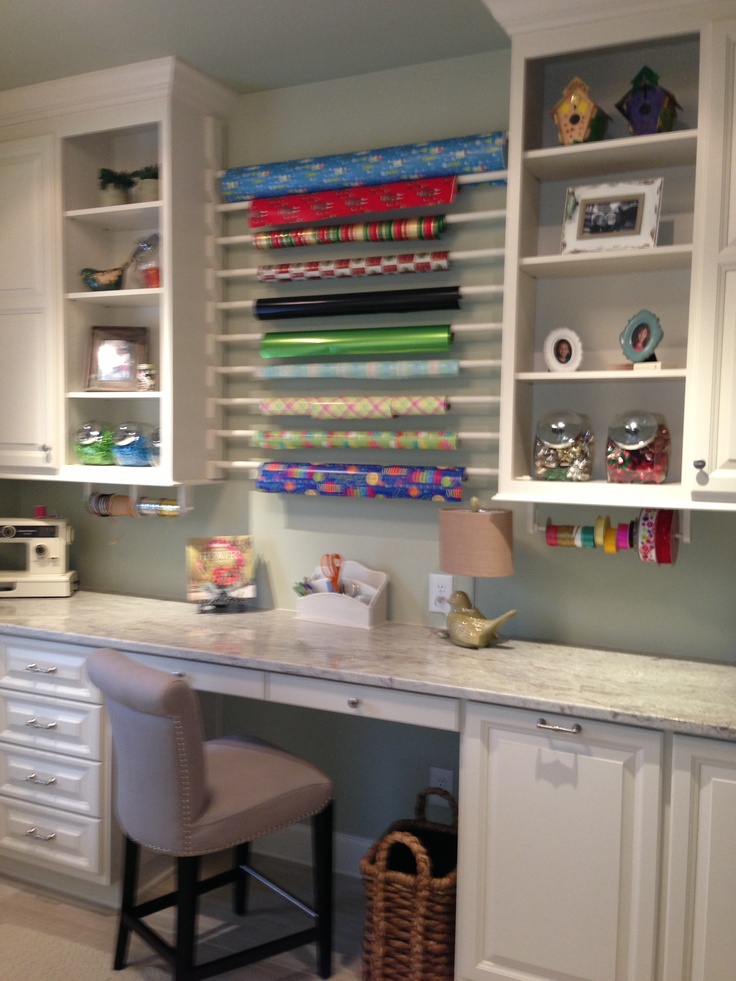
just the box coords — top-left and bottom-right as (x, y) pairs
(439, 506), (513, 578)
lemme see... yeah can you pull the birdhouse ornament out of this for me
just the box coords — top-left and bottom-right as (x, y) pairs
(616, 66), (681, 135)
(550, 77), (609, 145)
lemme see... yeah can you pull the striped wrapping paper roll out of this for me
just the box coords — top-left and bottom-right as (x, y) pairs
(254, 285), (460, 320)
(256, 359), (460, 380)
(256, 462), (465, 500)
(257, 251), (450, 282)
(252, 431), (459, 451)
(221, 131), (507, 201)
(259, 324), (453, 359)
(252, 216), (447, 250)
(250, 177), (457, 228)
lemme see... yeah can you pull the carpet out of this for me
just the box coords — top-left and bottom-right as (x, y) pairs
(0, 924), (169, 981)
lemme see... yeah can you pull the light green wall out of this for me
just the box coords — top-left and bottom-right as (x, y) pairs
(2, 49), (736, 839)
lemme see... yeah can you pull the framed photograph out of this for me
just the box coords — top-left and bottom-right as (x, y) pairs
(543, 328), (582, 372)
(619, 309), (663, 363)
(86, 326), (149, 391)
(561, 178), (663, 255)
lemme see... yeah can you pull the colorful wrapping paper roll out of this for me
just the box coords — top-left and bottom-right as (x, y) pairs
(257, 251), (450, 282)
(250, 177), (457, 228)
(256, 359), (460, 380)
(256, 462), (465, 500)
(254, 285), (460, 320)
(259, 395), (449, 419)
(310, 397), (394, 420)
(221, 131), (507, 201)
(259, 324), (452, 359)
(258, 398), (313, 416)
(252, 216), (447, 250)
(253, 431), (459, 451)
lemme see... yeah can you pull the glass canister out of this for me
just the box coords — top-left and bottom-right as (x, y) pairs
(534, 410), (593, 481)
(112, 422), (153, 467)
(75, 421), (115, 465)
(606, 410), (670, 483)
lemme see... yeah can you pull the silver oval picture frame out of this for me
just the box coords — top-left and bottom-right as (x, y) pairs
(543, 328), (582, 372)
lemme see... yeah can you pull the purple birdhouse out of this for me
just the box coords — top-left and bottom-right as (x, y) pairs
(616, 66), (681, 136)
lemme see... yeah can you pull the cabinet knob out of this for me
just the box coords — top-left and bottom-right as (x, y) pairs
(40, 444), (51, 453)
(693, 460), (706, 470)
(347, 696), (361, 709)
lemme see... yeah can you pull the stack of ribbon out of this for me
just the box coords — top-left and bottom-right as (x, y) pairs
(544, 509), (679, 564)
(256, 463), (465, 501)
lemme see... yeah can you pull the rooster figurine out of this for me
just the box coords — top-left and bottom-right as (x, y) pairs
(445, 590), (517, 649)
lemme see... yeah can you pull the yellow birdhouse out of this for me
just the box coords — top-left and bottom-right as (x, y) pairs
(550, 77), (609, 145)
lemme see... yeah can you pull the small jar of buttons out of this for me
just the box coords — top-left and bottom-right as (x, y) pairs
(534, 410), (593, 481)
(606, 410), (670, 483)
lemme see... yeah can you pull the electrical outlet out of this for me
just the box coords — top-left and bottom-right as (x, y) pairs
(428, 572), (454, 613)
(429, 766), (454, 807)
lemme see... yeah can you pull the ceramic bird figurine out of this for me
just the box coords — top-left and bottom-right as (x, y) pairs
(445, 590), (517, 649)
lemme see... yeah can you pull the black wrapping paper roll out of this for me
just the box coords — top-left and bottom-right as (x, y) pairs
(253, 285), (461, 320)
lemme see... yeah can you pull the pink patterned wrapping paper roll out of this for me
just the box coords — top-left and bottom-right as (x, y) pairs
(260, 395), (450, 419)
(258, 397), (313, 416)
(310, 397), (394, 420)
(389, 395), (448, 416)
(257, 251), (450, 282)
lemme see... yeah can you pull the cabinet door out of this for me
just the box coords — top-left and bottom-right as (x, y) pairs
(661, 735), (736, 981)
(0, 135), (59, 472)
(456, 703), (662, 981)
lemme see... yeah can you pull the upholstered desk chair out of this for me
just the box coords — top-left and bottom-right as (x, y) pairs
(86, 648), (334, 981)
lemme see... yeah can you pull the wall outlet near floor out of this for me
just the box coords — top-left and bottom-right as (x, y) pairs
(428, 572), (454, 612)
(429, 766), (454, 807)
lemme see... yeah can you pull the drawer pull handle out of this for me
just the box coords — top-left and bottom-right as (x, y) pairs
(347, 696), (361, 709)
(25, 827), (56, 842)
(26, 772), (57, 786)
(537, 717), (582, 735)
(25, 663), (57, 674)
(25, 718), (57, 730)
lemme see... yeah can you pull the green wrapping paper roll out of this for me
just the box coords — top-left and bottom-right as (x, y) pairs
(259, 324), (452, 359)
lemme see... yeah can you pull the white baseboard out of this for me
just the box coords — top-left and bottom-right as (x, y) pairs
(252, 823), (371, 879)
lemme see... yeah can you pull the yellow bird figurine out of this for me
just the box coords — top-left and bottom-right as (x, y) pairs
(446, 590), (517, 649)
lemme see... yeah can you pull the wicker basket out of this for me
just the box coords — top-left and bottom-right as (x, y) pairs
(360, 787), (458, 981)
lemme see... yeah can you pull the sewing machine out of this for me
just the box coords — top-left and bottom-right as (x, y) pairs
(0, 519), (78, 597)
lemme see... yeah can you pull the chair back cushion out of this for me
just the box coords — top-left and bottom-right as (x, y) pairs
(87, 648), (208, 852)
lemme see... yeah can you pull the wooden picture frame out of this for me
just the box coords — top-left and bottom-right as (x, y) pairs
(561, 178), (663, 254)
(543, 328), (582, 372)
(86, 326), (149, 391)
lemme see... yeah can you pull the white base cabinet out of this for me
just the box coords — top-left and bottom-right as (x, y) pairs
(456, 703), (663, 981)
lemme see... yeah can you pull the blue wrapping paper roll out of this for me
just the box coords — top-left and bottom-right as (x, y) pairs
(254, 285), (460, 320)
(221, 132), (507, 202)
(256, 462), (465, 500)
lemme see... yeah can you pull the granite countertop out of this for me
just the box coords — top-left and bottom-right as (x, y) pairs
(1, 591), (735, 740)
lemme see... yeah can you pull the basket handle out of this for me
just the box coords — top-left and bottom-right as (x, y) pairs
(369, 830), (432, 981)
(415, 786), (459, 828)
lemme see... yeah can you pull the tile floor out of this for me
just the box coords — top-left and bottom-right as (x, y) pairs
(0, 854), (365, 979)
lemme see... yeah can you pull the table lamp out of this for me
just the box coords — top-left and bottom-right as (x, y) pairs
(438, 498), (516, 648)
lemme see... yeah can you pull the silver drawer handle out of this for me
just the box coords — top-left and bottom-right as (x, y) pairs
(25, 663), (57, 674)
(26, 772), (57, 786)
(25, 718), (57, 730)
(537, 717), (582, 735)
(25, 827), (56, 841)
(347, 696), (361, 709)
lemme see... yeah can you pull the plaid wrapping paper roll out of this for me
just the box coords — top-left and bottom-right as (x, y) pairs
(254, 285), (461, 320)
(252, 431), (459, 450)
(257, 251), (450, 282)
(258, 395), (449, 419)
(249, 177), (457, 228)
(221, 131), (507, 202)
(252, 216), (447, 250)
(256, 462), (465, 500)
(256, 359), (460, 380)
(259, 324), (453, 359)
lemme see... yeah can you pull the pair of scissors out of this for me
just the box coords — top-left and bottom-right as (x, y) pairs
(320, 553), (343, 593)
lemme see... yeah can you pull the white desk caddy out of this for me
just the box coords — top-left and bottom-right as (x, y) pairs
(296, 559), (388, 629)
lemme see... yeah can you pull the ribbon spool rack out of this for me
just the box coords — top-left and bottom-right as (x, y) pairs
(84, 486), (191, 518)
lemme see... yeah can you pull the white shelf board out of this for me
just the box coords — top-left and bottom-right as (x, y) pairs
(524, 131), (698, 181)
(65, 202), (160, 230)
(520, 244), (692, 278)
(66, 288), (162, 306)
(516, 368), (687, 382)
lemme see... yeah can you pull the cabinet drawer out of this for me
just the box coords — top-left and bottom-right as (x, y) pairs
(127, 651), (266, 700)
(0, 744), (102, 816)
(0, 794), (103, 876)
(0, 638), (100, 703)
(0, 690), (103, 758)
(268, 674), (460, 731)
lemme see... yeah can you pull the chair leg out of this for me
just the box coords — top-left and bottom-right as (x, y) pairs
(115, 835), (140, 970)
(313, 801), (334, 979)
(174, 855), (200, 981)
(234, 841), (250, 915)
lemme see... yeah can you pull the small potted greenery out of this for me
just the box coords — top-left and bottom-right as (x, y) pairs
(99, 168), (136, 206)
(131, 164), (160, 203)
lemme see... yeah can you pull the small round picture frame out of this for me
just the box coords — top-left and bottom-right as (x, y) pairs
(619, 309), (663, 363)
(543, 328), (583, 372)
